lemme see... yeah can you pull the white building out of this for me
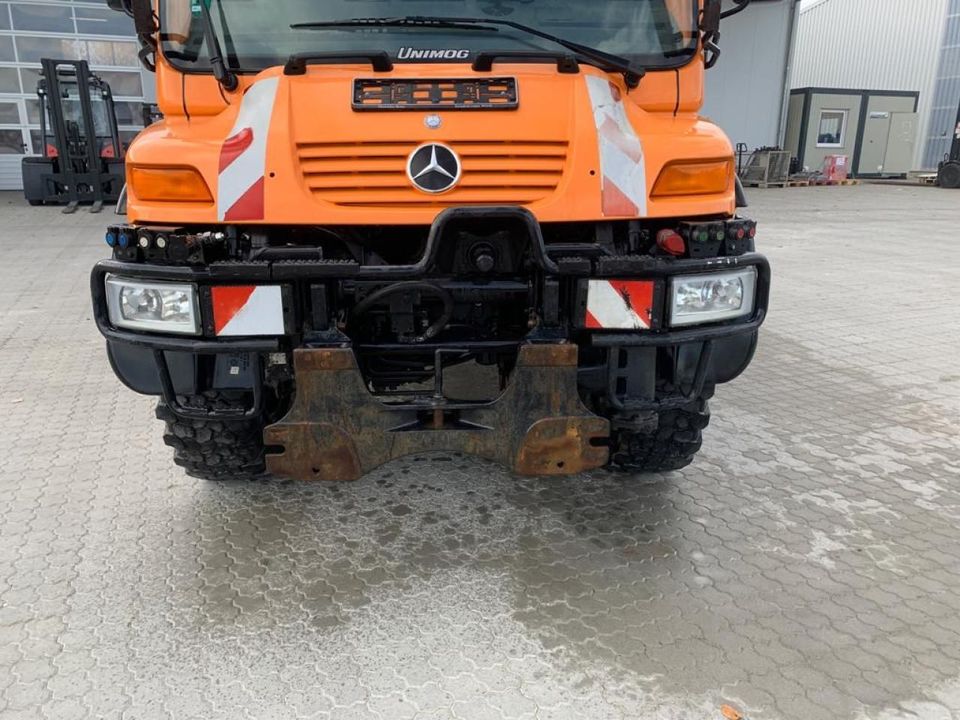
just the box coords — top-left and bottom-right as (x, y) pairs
(792, 0), (960, 171)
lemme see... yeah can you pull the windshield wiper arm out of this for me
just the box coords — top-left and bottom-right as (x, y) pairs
(293, 15), (643, 88)
(291, 17), (499, 33)
(415, 16), (643, 87)
(198, 0), (238, 91)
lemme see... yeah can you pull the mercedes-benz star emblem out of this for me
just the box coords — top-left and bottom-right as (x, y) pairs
(407, 143), (461, 194)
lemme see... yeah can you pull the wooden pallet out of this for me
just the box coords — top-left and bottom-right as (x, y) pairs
(742, 181), (788, 189)
(808, 178), (861, 186)
(746, 178), (862, 188)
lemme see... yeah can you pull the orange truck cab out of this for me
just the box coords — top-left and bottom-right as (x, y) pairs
(91, 0), (770, 481)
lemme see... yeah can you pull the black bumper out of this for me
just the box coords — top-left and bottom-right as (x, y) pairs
(91, 207), (770, 418)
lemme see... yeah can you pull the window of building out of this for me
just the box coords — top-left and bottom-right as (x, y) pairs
(87, 39), (139, 66)
(0, 67), (19, 93)
(28, 127), (42, 155)
(10, 3), (74, 33)
(0, 99), (19, 123)
(24, 97), (41, 124)
(816, 110), (847, 148)
(0, 3), (10, 31)
(112, 100), (143, 125)
(15, 35), (85, 63)
(0, 128), (25, 153)
(0, 35), (14, 62)
(96, 70), (142, 97)
(19, 67), (40, 95)
(75, 6), (134, 36)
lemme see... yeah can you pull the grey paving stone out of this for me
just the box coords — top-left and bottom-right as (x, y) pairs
(0, 185), (958, 719)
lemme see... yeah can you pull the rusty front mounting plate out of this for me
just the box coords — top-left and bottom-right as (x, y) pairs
(263, 343), (610, 481)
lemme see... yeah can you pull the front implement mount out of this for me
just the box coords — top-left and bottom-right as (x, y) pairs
(264, 343), (609, 481)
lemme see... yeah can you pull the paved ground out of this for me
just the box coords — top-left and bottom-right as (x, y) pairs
(1, 184), (959, 720)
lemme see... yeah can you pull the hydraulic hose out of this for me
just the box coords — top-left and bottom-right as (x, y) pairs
(350, 281), (455, 344)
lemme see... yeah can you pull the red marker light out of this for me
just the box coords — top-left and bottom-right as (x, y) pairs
(736, 227), (746, 240)
(656, 229), (686, 257)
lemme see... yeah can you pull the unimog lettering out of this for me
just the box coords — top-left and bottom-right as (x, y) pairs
(398, 48), (471, 60)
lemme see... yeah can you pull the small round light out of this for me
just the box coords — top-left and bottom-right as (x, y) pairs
(736, 227), (746, 240)
(118, 232), (130, 248)
(748, 226), (756, 238)
(155, 234), (167, 249)
(105, 231), (116, 247)
(137, 233), (151, 249)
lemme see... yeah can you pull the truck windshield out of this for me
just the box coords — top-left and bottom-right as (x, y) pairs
(160, 0), (699, 73)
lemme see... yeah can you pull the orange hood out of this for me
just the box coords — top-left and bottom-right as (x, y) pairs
(125, 63), (735, 226)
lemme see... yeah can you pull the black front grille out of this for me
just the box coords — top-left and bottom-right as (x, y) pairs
(352, 77), (518, 110)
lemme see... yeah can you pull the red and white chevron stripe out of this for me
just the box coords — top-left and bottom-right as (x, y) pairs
(217, 77), (280, 222)
(585, 75), (647, 218)
(211, 285), (285, 337)
(584, 279), (654, 330)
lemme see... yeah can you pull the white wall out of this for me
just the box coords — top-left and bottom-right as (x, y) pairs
(792, 0), (949, 169)
(703, 0), (800, 151)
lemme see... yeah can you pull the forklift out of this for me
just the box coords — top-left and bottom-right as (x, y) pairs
(937, 99), (960, 189)
(21, 59), (125, 213)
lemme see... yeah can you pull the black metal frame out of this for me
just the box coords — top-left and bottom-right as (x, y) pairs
(936, 96), (960, 187)
(352, 77), (519, 111)
(22, 59), (125, 213)
(91, 229), (769, 420)
(153, 349), (264, 419)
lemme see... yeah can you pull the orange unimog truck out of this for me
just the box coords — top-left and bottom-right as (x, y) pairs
(92, 0), (769, 481)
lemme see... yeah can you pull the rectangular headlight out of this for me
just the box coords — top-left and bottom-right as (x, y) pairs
(669, 267), (757, 327)
(105, 275), (200, 335)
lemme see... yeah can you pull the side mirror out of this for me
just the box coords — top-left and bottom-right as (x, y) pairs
(105, 0), (159, 72)
(700, 0), (722, 69)
(699, 0), (751, 69)
(701, 0), (722, 36)
(104, 0), (157, 37)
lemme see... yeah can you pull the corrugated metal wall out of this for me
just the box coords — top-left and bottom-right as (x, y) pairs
(792, 0), (950, 170)
(924, 0), (960, 168)
(703, 0), (799, 151)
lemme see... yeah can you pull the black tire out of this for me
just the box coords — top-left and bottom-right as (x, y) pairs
(27, 199), (43, 206)
(156, 391), (268, 481)
(607, 397), (711, 473)
(938, 162), (960, 190)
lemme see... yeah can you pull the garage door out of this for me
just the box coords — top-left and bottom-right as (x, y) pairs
(0, 153), (23, 190)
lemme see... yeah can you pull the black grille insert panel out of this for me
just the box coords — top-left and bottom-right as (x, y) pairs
(353, 77), (518, 110)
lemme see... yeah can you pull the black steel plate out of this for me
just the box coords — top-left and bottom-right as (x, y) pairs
(353, 77), (518, 110)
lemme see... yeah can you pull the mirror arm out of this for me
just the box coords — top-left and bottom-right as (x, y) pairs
(699, 0), (751, 70)
(721, 0), (752, 20)
(105, 0), (158, 72)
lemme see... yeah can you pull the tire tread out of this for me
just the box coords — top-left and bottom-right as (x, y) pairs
(156, 391), (267, 481)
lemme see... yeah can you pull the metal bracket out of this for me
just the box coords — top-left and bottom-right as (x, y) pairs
(153, 349), (263, 419)
(263, 343), (609, 481)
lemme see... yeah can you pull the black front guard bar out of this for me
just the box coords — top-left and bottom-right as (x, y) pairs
(91, 206), (770, 425)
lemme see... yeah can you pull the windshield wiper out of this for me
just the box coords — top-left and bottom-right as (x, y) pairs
(293, 15), (644, 89)
(198, 0), (238, 91)
(291, 17), (500, 33)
